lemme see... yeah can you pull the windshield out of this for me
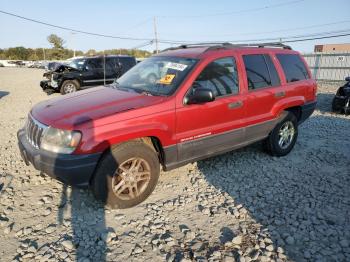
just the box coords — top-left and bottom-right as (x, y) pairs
(112, 56), (198, 96)
(68, 58), (86, 70)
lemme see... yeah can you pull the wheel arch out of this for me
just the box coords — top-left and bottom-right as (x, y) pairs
(272, 96), (305, 122)
(88, 136), (166, 186)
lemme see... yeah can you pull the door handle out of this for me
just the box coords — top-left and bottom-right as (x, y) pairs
(228, 101), (243, 109)
(274, 91), (286, 98)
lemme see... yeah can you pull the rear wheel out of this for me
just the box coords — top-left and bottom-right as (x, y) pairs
(265, 112), (298, 157)
(92, 141), (160, 209)
(60, 80), (79, 95)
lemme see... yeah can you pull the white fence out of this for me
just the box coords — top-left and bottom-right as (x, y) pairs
(302, 52), (350, 81)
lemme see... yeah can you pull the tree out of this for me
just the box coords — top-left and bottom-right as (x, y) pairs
(47, 34), (65, 49)
(87, 49), (96, 56)
(6, 47), (30, 60)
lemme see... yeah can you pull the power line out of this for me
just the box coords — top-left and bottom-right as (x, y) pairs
(160, 32), (350, 46)
(157, 28), (350, 45)
(158, 0), (305, 18)
(131, 41), (154, 49)
(117, 17), (153, 34)
(282, 32), (350, 43)
(178, 19), (350, 38)
(0, 10), (154, 41)
(238, 20), (350, 36)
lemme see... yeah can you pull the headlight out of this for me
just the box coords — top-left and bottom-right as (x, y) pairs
(41, 127), (82, 154)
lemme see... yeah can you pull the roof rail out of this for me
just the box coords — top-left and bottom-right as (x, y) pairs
(161, 42), (292, 52)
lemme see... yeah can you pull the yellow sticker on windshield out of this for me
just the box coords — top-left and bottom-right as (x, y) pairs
(158, 74), (175, 85)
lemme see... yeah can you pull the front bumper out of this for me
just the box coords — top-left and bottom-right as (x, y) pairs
(40, 80), (59, 91)
(40, 80), (51, 90)
(17, 129), (102, 188)
(299, 101), (317, 124)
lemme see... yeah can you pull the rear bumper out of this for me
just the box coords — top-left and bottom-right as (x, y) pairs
(299, 101), (317, 124)
(17, 129), (101, 188)
(332, 95), (349, 112)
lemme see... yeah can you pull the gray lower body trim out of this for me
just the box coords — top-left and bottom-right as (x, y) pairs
(83, 79), (115, 83)
(163, 115), (286, 171)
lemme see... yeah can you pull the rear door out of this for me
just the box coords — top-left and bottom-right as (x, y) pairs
(176, 56), (247, 162)
(242, 53), (283, 140)
(275, 53), (314, 102)
(104, 57), (120, 83)
(119, 57), (137, 75)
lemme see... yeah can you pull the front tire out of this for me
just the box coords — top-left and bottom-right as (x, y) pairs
(265, 112), (298, 157)
(92, 141), (160, 209)
(60, 80), (79, 95)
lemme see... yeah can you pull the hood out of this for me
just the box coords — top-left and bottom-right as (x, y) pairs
(43, 64), (79, 77)
(31, 86), (165, 129)
(53, 64), (80, 73)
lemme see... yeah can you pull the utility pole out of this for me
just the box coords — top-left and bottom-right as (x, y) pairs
(153, 16), (159, 54)
(42, 48), (46, 60)
(71, 32), (76, 57)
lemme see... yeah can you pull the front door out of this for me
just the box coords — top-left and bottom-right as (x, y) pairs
(176, 57), (247, 162)
(82, 58), (104, 86)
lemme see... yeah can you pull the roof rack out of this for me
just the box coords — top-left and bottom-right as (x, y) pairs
(161, 42), (292, 52)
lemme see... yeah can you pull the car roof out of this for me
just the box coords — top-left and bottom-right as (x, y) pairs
(85, 55), (135, 59)
(157, 43), (300, 59)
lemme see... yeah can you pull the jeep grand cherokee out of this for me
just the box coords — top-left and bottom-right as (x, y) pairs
(18, 43), (317, 208)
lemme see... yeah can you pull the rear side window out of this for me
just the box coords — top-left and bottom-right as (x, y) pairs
(264, 55), (280, 86)
(243, 54), (280, 90)
(87, 58), (103, 69)
(194, 57), (239, 97)
(276, 54), (309, 82)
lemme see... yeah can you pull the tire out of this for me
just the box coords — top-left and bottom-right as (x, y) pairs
(264, 112), (298, 157)
(332, 97), (340, 112)
(92, 141), (160, 209)
(60, 80), (80, 95)
(344, 98), (350, 115)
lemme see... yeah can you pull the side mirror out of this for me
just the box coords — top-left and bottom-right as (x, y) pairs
(185, 86), (215, 105)
(345, 76), (350, 82)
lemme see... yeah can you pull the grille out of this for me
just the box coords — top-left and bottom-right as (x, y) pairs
(25, 115), (48, 149)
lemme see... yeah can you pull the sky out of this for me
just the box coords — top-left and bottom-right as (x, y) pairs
(0, 0), (350, 53)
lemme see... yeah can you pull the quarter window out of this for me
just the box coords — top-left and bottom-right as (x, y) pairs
(276, 54), (309, 82)
(193, 57), (239, 97)
(243, 54), (280, 90)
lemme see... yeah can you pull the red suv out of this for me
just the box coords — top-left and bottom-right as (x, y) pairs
(18, 43), (317, 208)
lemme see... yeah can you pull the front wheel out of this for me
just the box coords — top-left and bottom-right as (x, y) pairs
(92, 141), (160, 209)
(264, 112), (298, 157)
(60, 80), (79, 95)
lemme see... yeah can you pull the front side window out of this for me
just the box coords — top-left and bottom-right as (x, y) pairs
(67, 58), (86, 70)
(192, 57), (239, 97)
(243, 54), (280, 90)
(112, 56), (198, 96)
(276, 54), (309, 82)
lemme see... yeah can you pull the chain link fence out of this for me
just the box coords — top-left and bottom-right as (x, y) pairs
(302, 52), (350, 82)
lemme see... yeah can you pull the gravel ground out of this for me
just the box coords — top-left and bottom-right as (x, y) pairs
(0, 67), (349, 262)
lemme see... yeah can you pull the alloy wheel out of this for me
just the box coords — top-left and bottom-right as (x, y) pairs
(112, 157), (151, 200)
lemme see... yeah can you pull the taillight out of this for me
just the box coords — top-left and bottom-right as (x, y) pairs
(313, 83), (317, 98)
